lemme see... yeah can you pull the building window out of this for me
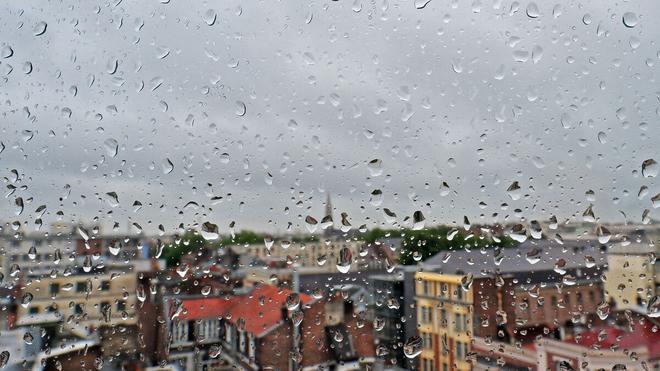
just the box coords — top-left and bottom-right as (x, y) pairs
(117, 300), (126, 312)
(29, 307), (39, 315)
(422, 332), (432, 349)
(74, 303), (84, 315)
(440, 308), (447, 327)
(76, 281), (87, 293)
(456, 287), (463, 301)
(100, 280), (110, 291)
(172, 321), (189, 345)
(49, 283), (60, 296)
(422, 281), (430, 295)
(456, 342), (463, 360)
(588, 290), (596, 303)
(576, 292), (583, 305)
(551, 296), (558, 307)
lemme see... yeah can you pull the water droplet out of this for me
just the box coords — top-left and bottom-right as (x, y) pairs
(201, 222), (219, 240)
(33, 21), (47, 36)
(525, 248), (541, 264)
(526, 2), (540, 18)
(412, 211), (425, 230)
(23, 332), (33, 345)
(105, 192), (119, 207)
(162, 158), (174, 174)
(596, 225), (611, 244)
(507, 181), (522, 200)
(204, 9), (217, 26)
(367, 159), (383, 177)
(651, 194), (660, 208)
(336, 247), (352, 273)
(235, 101), (247, 116)
(304, 215), (318, 233)
(21, 293), (33, 308)
(286, 293), (300, 311)
(622, 12), (638, 28)
(104, 138), (119, 157)
(23, 61), (33, 74)
(0, 351), (9, 367)
(647, 296), (660, 318)
(414, 0), (432, 9)
(370, 189), (383, 206)
(1, 46), (14, 59)
(403, 336), (423, 358)
(642, 159), (658, 178)
(582, 204), (596, 223)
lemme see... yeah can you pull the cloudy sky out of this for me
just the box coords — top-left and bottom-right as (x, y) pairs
(0, 0), (658, 235)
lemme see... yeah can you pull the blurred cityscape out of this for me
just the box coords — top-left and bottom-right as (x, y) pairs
(0, 200), (658, 371)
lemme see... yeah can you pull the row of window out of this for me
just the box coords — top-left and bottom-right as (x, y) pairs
(48, 280), (110, 295)
(171, 319), (256, 360)
(520, 290), (599, 313)
(419, 307), (469, 332)
(420, 281), (465, 301)
(27, 300), (126, 315)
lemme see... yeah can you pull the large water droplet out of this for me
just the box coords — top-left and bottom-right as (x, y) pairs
(642, 159), (658, 178)
(336, 247), (352, 273)
(201, 222), (219, 240)
(33, 21), (48, 36)
(414, 0), (432, 9)
(525, 2), (540, 18)
(622, 12), (638, 28)
(403, 336), (423, 358)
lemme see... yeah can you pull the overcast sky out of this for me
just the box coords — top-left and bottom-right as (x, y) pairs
(0, 0), (658, 235)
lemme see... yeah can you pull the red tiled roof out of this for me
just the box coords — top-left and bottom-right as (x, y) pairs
(567, 319), (660, 358)
(179, 297), (234, 320)
(178, 285), (314, 337)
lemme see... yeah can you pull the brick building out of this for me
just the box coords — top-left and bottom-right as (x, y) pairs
(416, 239), (606, 371)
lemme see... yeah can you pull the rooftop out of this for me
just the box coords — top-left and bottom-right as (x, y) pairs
(178, 284), (314, 337)
(422, 238), (607, 277)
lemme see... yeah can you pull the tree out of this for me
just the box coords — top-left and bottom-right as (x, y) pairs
(163, 232), (207, 267)
(358, 225), (515, 265)
(397, 226), (515, 265)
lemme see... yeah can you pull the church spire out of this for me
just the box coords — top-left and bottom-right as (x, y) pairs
(325, 193), (333, 220)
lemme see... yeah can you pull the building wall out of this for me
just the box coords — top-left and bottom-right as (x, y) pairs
(16, 272), (138, 327)
(512, 282), (602, 329)
(415, 272), (473, 371)
(605, 253), (656, 310)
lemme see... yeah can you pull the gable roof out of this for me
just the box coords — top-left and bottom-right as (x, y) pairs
(178, 284), (313, 337)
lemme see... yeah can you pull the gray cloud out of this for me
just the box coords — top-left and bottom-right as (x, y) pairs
(0, 0), (658, 235)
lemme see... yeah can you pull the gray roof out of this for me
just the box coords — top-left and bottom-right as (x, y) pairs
(422, 238), (607, 277)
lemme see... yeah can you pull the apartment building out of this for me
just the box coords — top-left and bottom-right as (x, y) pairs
(16, 271), (138, 328)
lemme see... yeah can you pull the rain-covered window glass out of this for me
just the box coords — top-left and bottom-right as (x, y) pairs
(0, 1), (659, 370)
